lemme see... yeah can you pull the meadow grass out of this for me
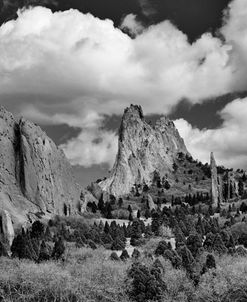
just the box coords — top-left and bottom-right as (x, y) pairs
(1, 244), (247, 301)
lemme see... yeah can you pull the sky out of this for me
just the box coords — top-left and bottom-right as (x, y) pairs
(1, 0), (247, 186)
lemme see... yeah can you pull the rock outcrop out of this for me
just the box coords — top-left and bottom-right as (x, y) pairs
(99, 105), (189, 196)
(0, 107), (83, 226)
(0, 210), (15, 247)
(210, 152), (222, 206)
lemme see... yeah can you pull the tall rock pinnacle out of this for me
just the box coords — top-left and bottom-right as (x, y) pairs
(99, 104), (189, 196)
(210, 152), (222, 206)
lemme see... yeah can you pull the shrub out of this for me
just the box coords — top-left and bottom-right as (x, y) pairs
(52, 237), (65, 259)
(120, 249), (129, 261)
(155, 240), (171, 256)
(38, 240), (51, 262)
(132, 249), (141, 259)
(110, 252), (120, 261)
(88, 240), (97, 250)
(127, 262), (165, 301)
(111, 238), (125, 251)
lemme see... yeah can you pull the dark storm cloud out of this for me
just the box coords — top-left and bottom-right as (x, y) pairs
(0, 0), (231, 41)
(170, 92), (247, 129)
(138, 0), (231, 41)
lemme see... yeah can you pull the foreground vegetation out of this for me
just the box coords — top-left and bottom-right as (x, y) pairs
(2, 162), (247, 302)
(1, 243), (247, 302)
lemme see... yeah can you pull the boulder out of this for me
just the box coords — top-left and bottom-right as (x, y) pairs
(147, 194), (156, 211)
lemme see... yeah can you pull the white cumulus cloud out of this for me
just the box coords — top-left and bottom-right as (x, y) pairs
(0, 0), (247, 167)
(175, 97), (247, 169)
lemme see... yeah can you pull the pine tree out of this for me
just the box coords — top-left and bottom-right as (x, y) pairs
(52, 237), (65, 260)
(38, 240), (50, 262)
(104, 221), (110, 234)
(238, 179), (244, 196)
(111, 237), (125, 250)
(98, 194), (105, 213)
(31, 221), (45, 239)
(120, 249), (129, 261)
(186, 233), (203, 258)
(177, 245), (195, 276)
(132, 248), (141, 259)
(129, 212), (133, 221)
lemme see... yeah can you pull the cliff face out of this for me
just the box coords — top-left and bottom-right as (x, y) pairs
(0, 107), (82, 225)
(99, 105), (189, 196)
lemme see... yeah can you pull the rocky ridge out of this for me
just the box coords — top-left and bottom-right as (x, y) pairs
(99, 105), (190, 196)
(0, 106), (84, 227)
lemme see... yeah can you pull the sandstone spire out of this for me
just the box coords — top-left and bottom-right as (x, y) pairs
(0, 106), (84, 225)
(99, 104), (189, 196)
(210, 152), (219, 206)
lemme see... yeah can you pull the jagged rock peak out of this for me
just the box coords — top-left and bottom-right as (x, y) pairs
(100, 104), (189, 196)
(123, 104), (144, 120)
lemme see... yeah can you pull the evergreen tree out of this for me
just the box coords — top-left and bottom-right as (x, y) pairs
(130, 220), (143, 246)
(129, 212), (133, 221)
(118, 197), (123, 208)
(151, 212), (161, 236)
(128, 205), (133, 213)
(127, 262), (165, 302)
(186, 233), (203, 258)
(203, 232), (215, 252)
(110, 252), (120, 261)
(144, 208), (151, 219)
(120, 249), (129, 261)
(52, 237), (65, 260)
(132, 248), (141, 259)
(201, 254), (216, 275)
(31, 221), (45, 239)
(238, 179), (244, 196)
(38, 240), (50, 262)
(155, 240), (171, 256)
(0, 241), (8, 257)
(212, 233), (227, 254)
(104, 221), (110, 234)
(177, 245), (195, 276)
(98, 194), (105, 213)
(111, 237), (125, 250)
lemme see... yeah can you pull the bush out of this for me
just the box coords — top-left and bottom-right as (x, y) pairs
(52, 237), (65, 259)
(155, 240), (171, 256)
(88, 240), (97, 250)
(120, 249), (129, 261)
(127, 262), (166, 301)
(110, 252), (120, 261)
(132, 249), (141, 259)
(111, 238), (125, 251)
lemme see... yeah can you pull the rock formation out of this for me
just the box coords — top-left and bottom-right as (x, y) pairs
(0, 106), (83, 226)
(210, 152), (222, 206)
(0, 210), (15, 247)
(100, 104), (190, 196)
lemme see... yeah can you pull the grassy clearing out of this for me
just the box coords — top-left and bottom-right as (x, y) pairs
(0, 247), (130, 302)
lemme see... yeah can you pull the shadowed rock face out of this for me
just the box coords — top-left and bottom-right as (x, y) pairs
(100, 104), (189, 196)
(0, 107), (82, 225)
